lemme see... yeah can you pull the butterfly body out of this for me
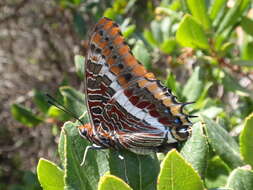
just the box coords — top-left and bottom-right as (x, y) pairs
(79, 17), (192, 154)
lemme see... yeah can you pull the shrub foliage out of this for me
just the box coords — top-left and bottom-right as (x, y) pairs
(12, 0), (253, 189)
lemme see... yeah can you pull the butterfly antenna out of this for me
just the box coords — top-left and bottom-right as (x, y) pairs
(46, 93), (84, 125)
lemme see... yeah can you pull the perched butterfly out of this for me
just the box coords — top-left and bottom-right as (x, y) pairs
(78, 17), (194, 156)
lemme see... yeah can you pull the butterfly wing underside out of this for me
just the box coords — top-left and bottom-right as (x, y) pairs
(83, 17), (192, 153)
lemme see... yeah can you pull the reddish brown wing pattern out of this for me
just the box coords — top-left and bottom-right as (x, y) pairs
(79, 17), (193, 154)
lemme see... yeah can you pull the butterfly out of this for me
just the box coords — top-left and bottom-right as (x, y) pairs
(78, 17), (194, 157)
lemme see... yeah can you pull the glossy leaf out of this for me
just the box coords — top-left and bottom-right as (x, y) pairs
(186, 0), (211, 30)
(226, 168), (253, 190)
(37, 158), (64, 190)
(157, 149), (204, 190)
(202, 115), (244, 168)
(11, 104), (42, 127)
(74, 55), (85, 79)
(176, 15), (209, 49)
(109, 150), (159, 190)
(98, 174), (132, 190)
(240, 113), (253, 167)
(181, 122), (209, 178)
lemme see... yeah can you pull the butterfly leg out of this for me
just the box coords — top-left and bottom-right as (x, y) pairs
(80, 144), (106, 166)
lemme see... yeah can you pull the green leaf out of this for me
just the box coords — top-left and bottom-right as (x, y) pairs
(59, 86), (86, 117)
(37, 158), (64, 190)
(209, 0), (228, 21)
(241, 42), (253, 60)
(226, 168), (253, 190)
(205, 156), (231, 189)
(176, 15), (209, 49)
(47, 106), (71, 121)
(33, 90), (50, 113)
(122, 25), (136, 38)
(11, 104), (42, 127)
(143, 29), (158, 47)
(241, 16), (253, 37)
(74, 55), (85, 79)
(217, 0), (250, 34)
(202, 115), (244, 168)
(160, 38), (177, 54)
(186, 0), (211, 30)
(220, 42), (234, 55)
(103, 8), (116, 20)
(58, 112), (89, 164)
(181, 122), (209, 178)
(132, 40), (151, 70)
(98, 174), (132, 190)
(240, 113), (253, 167)
(200, 106), (223, 119)
(157, 149), (204, 190)
(182, 66), (204, 101)
(60, 121), (109, 190)
(109, 150), (159, 190)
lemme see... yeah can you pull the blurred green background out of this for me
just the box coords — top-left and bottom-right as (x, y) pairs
(0, 0), (253, 189)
